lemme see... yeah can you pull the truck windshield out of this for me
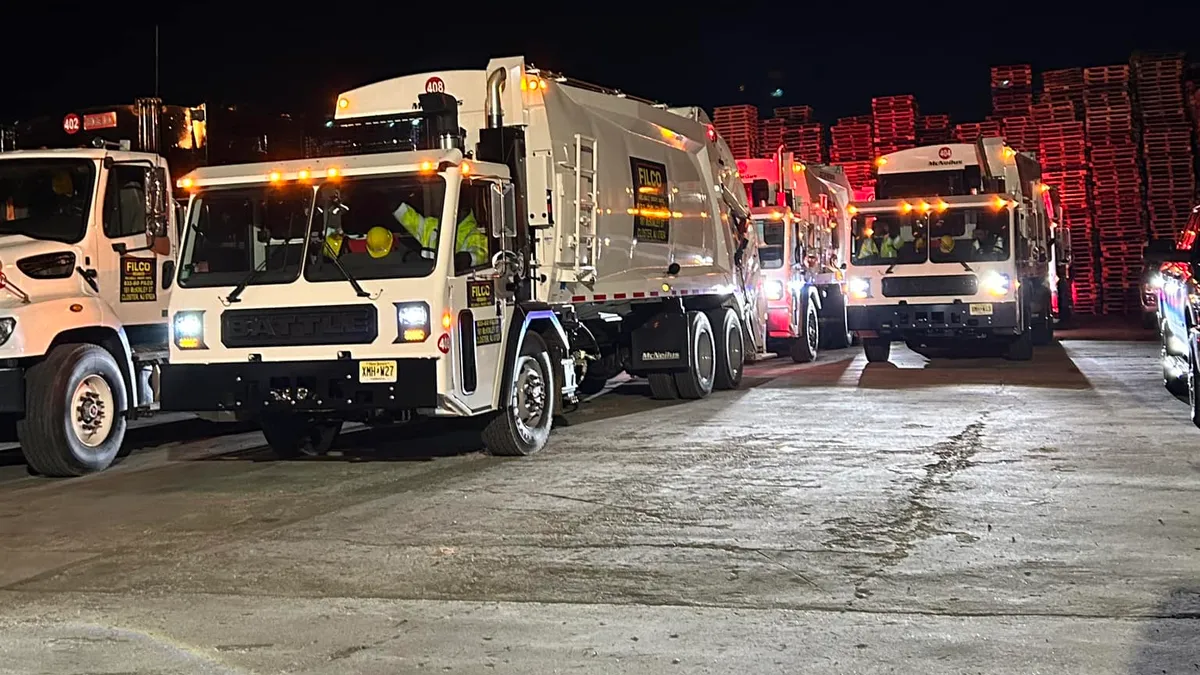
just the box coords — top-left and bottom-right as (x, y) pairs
(304, 174), (444, 282)
(754, 218), (786, 269)
(928, 206), (1011, 264)
(850, 213), (925, 266)
(177, 184), (313, 288)
(0, 158), (96, 244)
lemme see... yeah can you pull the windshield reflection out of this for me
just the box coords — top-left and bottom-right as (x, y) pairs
(0, 159), (96, 244)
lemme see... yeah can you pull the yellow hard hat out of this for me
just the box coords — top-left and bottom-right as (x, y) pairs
(939, 235), (955, 253)
(52, 171), (73, 197)
(324, 232), (344, 258)
(366, 226), (394, 258)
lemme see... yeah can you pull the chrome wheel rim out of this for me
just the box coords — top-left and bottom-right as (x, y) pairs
(727, 321), (743, 377)
(512, 355), (547, 440)
(71, 374), (114, 448)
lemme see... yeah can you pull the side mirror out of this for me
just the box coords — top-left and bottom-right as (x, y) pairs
(490, 182), (517, 238)
(143, 166), (170, 249)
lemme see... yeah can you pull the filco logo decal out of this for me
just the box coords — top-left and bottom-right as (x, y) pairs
(642, 351), (681, 361)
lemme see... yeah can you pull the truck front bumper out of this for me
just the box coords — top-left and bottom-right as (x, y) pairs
(848, 301), (1020, 340)
(160, 359), (439, 413)
(0, 366), (24, 414)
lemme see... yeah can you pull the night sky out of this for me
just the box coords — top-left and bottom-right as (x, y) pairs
(5, 6), (1200, 128)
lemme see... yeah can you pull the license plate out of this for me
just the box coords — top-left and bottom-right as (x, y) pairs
(358, 360), (397, 383)
(969, 303), (993, 316)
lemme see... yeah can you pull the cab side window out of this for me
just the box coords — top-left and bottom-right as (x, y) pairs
(453, 181), (499, 276)
(103, 166), (147, 238)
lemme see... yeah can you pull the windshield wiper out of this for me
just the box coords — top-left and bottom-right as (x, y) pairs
(959, 261), (973, 271)
(224, 259), (269, 304)
(319, 239), (370, 298)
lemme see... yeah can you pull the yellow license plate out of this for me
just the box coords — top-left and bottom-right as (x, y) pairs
(969, 303), (994, 316)
(358, 360), (397, 383)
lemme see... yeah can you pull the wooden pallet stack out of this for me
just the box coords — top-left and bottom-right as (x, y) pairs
(991, 65), (1035, 117)
(871, 95), (918, 156)
(1001, 116), (1040, 153)
(830, 116), (875, 189)
(917, 114), (952, 144)
(1040, 119), (1095, 313)
(1133, 53), (1196, 243)
(712, 105), (760, 159)
(1040, 68), (1086, 112)
(951, 120), (1003, 142)
(1083, 65), (1143, 315)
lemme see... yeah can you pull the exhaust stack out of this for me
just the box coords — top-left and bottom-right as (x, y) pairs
(486, 67), (507, 129)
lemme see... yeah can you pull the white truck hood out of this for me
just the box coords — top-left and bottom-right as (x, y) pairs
(0, 233), (86, 308)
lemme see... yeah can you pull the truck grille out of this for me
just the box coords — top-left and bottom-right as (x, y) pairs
(881, 274), (978, 297)
(220, 305), (379, 348)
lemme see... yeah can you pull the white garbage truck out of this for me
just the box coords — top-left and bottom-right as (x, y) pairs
(161, 56), (768, 457)
(0, 100), (303, 476)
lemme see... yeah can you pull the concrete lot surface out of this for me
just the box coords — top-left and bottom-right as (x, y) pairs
(0, 336), (1197, 674)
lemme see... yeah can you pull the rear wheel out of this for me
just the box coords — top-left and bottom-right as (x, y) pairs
(19, 343), (129, 477)
(790, 299), (819, 363)
(708, 307), (745, 390)
(1189, 331), (1200, 429)
(823, 288), (853, 349)
(260, 414), (343, 458)
(674, 311), (716, 399)
(863, 338), (891, 363)
(483, 332), (555, 456)
(1004, 328), (1034, 361)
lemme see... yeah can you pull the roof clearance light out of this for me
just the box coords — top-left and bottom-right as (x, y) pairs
(297, 169), (311, 181)
(992, 196), (1007, 209)
(847, 205), (858, 215)
(1002, 146), (1017, 159)
(419, 161), (434, 172)
(461, 161), (471, 175)
(900, 201), (913, 213)
(918, 200), (931, 213)
(936, 199), (949, 212)
(539, 78), (547, 90)
(793, 163), (805, 173)
(326, 167), (340, 179)
(337, 97), (349, 110)
(268, 171), (282, 183)
(706, 125), (717, 142)
(875, 157), (888, 167)
(1039, 183), (1051, 194)
(176, 177), (193, 189)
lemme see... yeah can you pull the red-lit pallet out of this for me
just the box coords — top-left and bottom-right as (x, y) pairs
(992, 90), (1034, 117)
(1043, 67), (1085, 104)
(952, 121), (1003, 143)
(783, 123), (825, 164)
(834, 160), (874, 190)
(991, 64), (1033, 88)
(773, 105), (814, 125)
(1044, 170), (1090, 208)
(918, 114), (953, 144)
(1001, 116), (1039, 153)
(759, 118), (786, 153)
(830, 120), (874, 163)
(1030, 101), (1077, 125)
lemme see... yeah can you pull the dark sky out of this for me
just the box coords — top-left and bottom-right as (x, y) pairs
(5, 5), (1200, 128)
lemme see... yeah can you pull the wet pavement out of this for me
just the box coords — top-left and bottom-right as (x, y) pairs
(1, 336), (1198, 674)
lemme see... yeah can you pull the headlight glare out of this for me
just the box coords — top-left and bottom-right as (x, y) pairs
(395, 301), (431, 343)
(981, 272), (1011, 297)
(173, 311), (206, 349)
(848, 277), (871, 299)
(764, 279), (785, 301)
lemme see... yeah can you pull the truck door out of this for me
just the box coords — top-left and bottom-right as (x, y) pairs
(97, 163), (169, 334)
(450, 177), (509, 412)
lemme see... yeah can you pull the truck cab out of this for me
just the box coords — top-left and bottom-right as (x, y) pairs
(845, 138), (1058, 363)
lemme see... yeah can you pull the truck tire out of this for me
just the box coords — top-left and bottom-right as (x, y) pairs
(674, 311), (716, 399)
(707, 307), (744, 390)
(483, 331), (555, 456)
(647, 373), (679, 400)
(577, 374), (609, 396)
(823, 289), (853, 349)
(863, 338), (890, 363)
(1190, 342), (1200, 429)
(260, 414), (343, 458)
(1004, 328), (1034, 361)
(1031, 291), (1054, 345)
(790, 299), (819, 363)
(18, 343), (129, 477)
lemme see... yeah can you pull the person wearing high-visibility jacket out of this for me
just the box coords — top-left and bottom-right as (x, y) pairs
(393, 202), (489, 266)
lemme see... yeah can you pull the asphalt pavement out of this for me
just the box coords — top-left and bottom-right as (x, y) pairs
(0, 333), (1197, 674)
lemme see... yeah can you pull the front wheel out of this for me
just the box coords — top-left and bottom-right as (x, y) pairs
(260, 414), (343, 458)
(1004, 328), (1034, 361)
(863, 338), (891, 363)
(19, 343), (129, 477)
(790, 298), (819, 363)
(483, 331), (555, 456)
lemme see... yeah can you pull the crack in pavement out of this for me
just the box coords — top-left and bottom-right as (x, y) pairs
(820, 416), (989, 589)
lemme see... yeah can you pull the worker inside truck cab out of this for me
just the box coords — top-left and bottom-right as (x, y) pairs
(393, 198), (489, 270)
(971, 221), (1007, 260)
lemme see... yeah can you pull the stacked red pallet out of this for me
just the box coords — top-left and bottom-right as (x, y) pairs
(1083, 65), (1143, 315)
(991, 65), (1035, 117)
(830, 117), (875, 189)
(1039, 120), (1095, 313)
(918, 114), (952, 144)
(759, 118), (786, 154)
(1030, 101), (1078, 125)
(952, 120), (1002, 143)
(871, 95), (918, 155)
(712, 105), (759, 159)
(783, 123), (825, 165)
(773, 106), (814, 125)
(1133, 53), (1196, 241)
(1191, 86), (1200, 147)
(1041, 67), (1085, 112)
(1001, 116), (1040, 153)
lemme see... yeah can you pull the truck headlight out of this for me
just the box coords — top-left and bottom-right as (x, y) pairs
(173, 311), (206, 349)
(848, 277), (871, 299)
(395, 301), (431, 343)
(764, 279), (785, 301)
(0, 317), (14, 346)
(981, 272), (1010, 297)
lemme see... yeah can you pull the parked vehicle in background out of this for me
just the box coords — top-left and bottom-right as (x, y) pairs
(1149, 206), (1200, 418)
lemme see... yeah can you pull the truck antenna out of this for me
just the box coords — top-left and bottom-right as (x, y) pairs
(154, 25), (160, 97)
